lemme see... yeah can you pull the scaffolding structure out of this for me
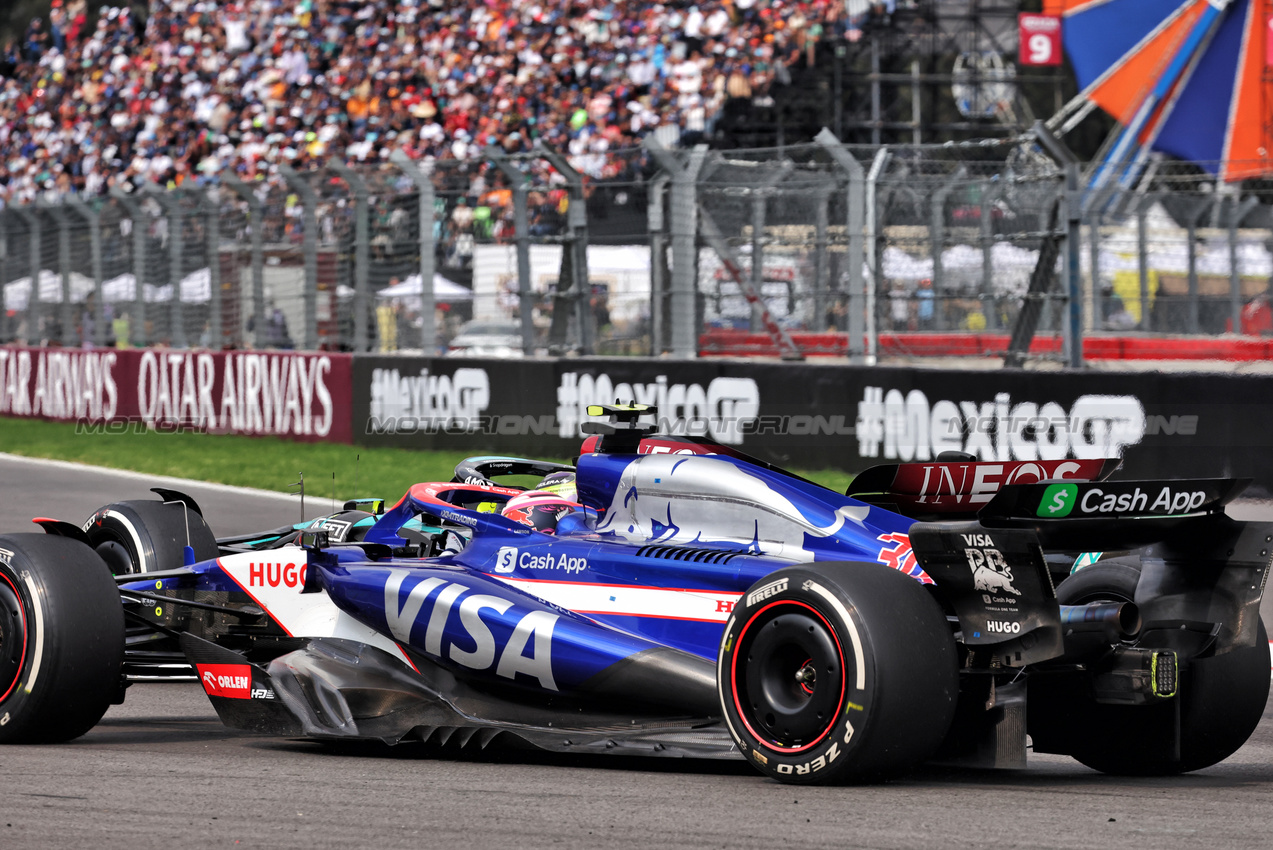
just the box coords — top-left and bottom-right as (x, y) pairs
(719, 1), (1064, 149)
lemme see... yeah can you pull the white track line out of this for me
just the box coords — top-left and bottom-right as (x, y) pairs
(0, 452), (300, 503)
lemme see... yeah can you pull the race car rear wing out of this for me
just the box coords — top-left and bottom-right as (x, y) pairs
(846, 458), (1119, 520)
(911, 476), (1272, 664)
(978, 477), (1250, 551)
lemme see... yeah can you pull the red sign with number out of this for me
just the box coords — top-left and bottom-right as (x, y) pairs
(1266, 14), (1273, 68)
(1019, 14), (1062, 67)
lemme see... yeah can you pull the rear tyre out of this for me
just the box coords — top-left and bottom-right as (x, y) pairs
(1052, 561), (1271, 775)
(0, 534), (125, 743)
(1053, 558), (1141, 606)
(718, 562), (958, 784)
(83, 498), (218, 575)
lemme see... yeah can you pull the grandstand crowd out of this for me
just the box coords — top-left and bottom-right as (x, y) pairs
(0, 0), (856, 205)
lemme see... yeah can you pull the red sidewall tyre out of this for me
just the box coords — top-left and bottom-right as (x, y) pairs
(718, 562), (958, 784)
(0, 534), (125, 744)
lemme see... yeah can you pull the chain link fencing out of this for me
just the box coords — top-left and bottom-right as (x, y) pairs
(2, 140), (1271, 360)
(1085, 161), (1273, 339)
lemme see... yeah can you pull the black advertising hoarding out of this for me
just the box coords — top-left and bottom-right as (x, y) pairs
(804, 364), (1269, 487)
(352, 355), (556, 454)
(350, 356), (759, 459)
(349, 356), (1273, 491)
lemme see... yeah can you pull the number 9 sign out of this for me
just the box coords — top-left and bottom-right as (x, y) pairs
(1019, 14), (1062, 67)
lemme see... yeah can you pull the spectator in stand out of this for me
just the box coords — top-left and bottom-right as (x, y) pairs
(1241, 292), (1272, 336)
(0, 1), (848, 208)
(916, 277), (935, 330)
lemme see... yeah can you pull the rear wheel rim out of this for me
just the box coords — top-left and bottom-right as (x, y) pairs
(732, 600), (847, 753)
(0, 571), (28, 704)
(94, 539), (136, 577)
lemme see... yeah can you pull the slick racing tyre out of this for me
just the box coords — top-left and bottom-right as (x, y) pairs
(719, 562), (958, 784)
(1050, 560), (1270, 775)
(84, 497), (218, 575)
(0, 534), (125, 743)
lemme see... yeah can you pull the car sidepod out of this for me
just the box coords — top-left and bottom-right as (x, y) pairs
(181, 545), (740, 756)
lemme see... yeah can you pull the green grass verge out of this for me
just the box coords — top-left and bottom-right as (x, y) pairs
(0, 416), (854, 500)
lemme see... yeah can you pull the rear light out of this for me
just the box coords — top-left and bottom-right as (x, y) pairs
(1152, 651), (1178, 698)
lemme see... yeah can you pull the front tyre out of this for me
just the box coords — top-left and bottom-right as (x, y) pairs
(0, 534), (125, 743)
(83, 498), (218, 575)
(719, 562), (958, 784)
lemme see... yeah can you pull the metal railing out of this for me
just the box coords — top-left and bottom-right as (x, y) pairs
(2, 137), (1270, 361)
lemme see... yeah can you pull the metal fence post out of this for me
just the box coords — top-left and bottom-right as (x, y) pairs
(170, 192), (187, 349)
(1135, 193), (1155, 330)
(1032, 123), (1084, 367)
(0, 210), (7, 339)
(12, 206), (40, 345)
(672, 148), (706, 359)
(487, 148), (536, 355)
(1229, 195), (1259, 333)
(978, 180), (1004, 331)
(748, 165), (791, 333)
(814, 128), (865, 361)
(278, 165), (318, 351)
(35, 201), (73, 346)
(647, 173), (669, 354)
(109, 188), (148, 347)
(644, 137), (707, 359)
(204, 188), (222, 349)
(1059, 180), (1081, 365)
(328, 162), (370, 352)
(1183, 196), (1214, 334)
(864, 148), (891, 365)
(220, 175), (265, 349)
(1086, 210), (1103, 333)
(812, 184), (831, 332)
(276, 166), (318, 351)
(536, 143), (593, 355)
(750, 185), (765, 334)
(930, 167), (966, 332)
(65, 196), (105, 347)
(389, 150), (437, 354)
(144, 186), (188, 348)
(47, 202), (75, 346)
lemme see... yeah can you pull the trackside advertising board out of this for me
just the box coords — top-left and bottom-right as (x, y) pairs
(3, 347), (1269, 490)
(351, 356), (1273, 491)
(0, 346), (353, 443)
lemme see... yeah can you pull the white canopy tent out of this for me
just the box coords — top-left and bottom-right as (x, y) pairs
(473, 244), (651, 323)
(3, 271), (96, 311)
(4, 268), (213, 311)
(100, 269), (212, 304)
(880, 243), (1044, 299)
(375, 273), (473, 301)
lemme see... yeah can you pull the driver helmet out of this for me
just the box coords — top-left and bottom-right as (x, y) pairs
(501, 490), (580, 534)
(534, 470), (577, 502)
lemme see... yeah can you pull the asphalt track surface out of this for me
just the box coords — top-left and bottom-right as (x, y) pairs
(2, 454), (1273, 849)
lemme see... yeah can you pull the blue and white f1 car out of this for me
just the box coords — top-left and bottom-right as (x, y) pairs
(0, 404), (1268, 784)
